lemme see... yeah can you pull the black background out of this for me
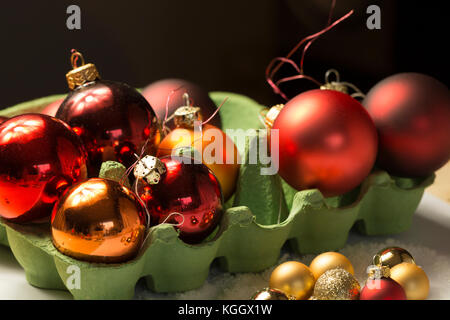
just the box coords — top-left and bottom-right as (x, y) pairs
(0, 0), (448, 109)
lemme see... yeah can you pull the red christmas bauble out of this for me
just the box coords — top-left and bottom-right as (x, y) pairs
(273, 89), (378, 197)
(138, 156), (223, 244)
(142, 78), (221, 129)
(41, 98), (64, 117)
(0, 116), (7, 124)
(0, 114), (88, 223)
(56, 80), (160, 176)
(360, 277), (407, 300)
(363, 73), (450, 177)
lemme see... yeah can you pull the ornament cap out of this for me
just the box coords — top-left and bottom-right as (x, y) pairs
(66, 50), (101, 90)
(367, 265), (391, 279)
(133, 155), (166, 185)
(173, 93), (202, 128)
(263, 104), (284, 129)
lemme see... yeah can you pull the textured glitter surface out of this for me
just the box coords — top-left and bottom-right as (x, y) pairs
(313, 268), (360, 300)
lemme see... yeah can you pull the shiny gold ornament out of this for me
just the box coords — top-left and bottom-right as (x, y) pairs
(390, 263), (429, 300)
(313, 268), (360, 300)
(269, 261), (315, 300)
(373, 247), (415, 269)
(51, 178), (146, 263)
(309, 252), (354, 280)
(251, 288), (293, 300)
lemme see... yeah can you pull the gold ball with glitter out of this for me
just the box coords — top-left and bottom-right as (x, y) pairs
(313, 268), (360, 300)
(309, 252), (354, 280)
(373, 247), (415, 269)
(390, 263), (429, 300)
(269, 261), (315, 300)
(251, 288), (293, 300)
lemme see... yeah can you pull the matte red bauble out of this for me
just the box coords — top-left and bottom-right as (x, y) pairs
(142, 78), (221, 129)
(360, 277), (407, 300)
(0, 114), (88, 223)
(135, 156), (223, 244)
(363, 73), (450, 177)
(41, 98), (64, 117)
(272, 89), (378, 197)
(56, 51), (160, 176)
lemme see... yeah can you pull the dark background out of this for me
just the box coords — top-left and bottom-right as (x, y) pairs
(0, 0), (447, 109)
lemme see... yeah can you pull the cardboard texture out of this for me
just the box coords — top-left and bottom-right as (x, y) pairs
(0, 92), (434, 299)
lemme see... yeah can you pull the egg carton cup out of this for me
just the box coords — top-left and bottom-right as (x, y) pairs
(0, 92), (434, 299)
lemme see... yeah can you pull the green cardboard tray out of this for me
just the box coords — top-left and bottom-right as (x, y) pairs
(0, 92), (434, 299)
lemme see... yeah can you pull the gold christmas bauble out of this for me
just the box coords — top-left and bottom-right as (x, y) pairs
(390, 263), (429, 300)
(313, 268), (360, 300)
(269, 261), (315, 300)
(373, 247), (415, 269)
(309, 252), (354, 280)
(251, 288), (293, 300)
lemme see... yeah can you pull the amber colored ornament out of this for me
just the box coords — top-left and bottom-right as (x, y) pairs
(134, 156), (223, 244)
(157, 98), (240, 200)
(272, 89), (378, 197)
(313, 268), (360, 300)
(0, 114), (88, 223)
(269, 261), (315, 300)
(309, 252), (354, 280)
(390, 263), (430, 300)
(142, 78), (221, 130)
(373, 247), (415, 269)
(251, 288), (292, 300)
(56, 50), (160, 176)
(51, 178), (146, 263)
(41, 98), (64, 117)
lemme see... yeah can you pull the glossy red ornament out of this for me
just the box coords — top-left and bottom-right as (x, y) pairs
(0, 114), (88, 223)
(41, 98), (64, 117)
(138, 156), (223, 244)
(273, 89), (378, 197)
(142, 78), (221, 129)
(0, 116), (7, 124)
(360, 277), (407, 300)
(363, 73), (450, 177)
(56, 80), (160, 176)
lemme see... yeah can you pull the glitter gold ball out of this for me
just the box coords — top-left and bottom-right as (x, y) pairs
(251, 288), (293, 300)
(373, 247), (415, 269)
(269, 261), (315, 300)
(390, 263), (429, 300)
(309, 252), (354, 280)
(313, 268), (360, 300)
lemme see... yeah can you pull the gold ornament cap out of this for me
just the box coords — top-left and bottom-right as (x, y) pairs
(173, 93), (202, 128)
(66, 50), (101, 90)
(262, 104), (284, 129)
(133, 155), (166, 185)
(367, 265), (391, 279)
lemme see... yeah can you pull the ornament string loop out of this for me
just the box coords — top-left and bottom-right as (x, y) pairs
(160, 212), (185, 227)
(70, 49), (85, 69)
(265, 6), (354, 100)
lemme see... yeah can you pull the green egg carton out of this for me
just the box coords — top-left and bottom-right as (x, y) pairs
(0, 92), (434, 299)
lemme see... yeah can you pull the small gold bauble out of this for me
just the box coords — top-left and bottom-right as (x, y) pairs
(390, 263), (429, 300)
(373, 247), (415, 269)
(269, 261), (315, 300)
(309, 252), (354, 280)
(313, 268), (360, 300)
(251, 288), (293, 300)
